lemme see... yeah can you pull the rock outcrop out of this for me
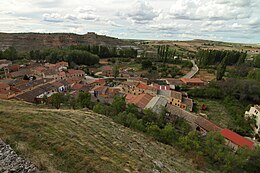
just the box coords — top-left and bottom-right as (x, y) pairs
(0, 139), (38, 173)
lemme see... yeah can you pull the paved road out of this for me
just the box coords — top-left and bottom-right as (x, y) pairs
(182, 59), (199, 79)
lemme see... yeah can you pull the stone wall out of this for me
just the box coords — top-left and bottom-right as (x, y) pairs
(0, 139), (39, 173)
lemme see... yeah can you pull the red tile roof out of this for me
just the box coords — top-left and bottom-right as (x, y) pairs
(152, 83), (170, 90)
(221, 128), (254, 150)
(136, 83), (148, 89)
(8, 65), (20, 71)
(195, 116), (222, 132)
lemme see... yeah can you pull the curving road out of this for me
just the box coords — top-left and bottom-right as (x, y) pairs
(182, 59), (199, 79)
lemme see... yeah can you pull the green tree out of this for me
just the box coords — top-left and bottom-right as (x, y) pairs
(111, 96), (126, 115)
(160, 123), (176, 144)
(147, 124), (161, 140)
(203, 132), (228, 165)
(216, 56), (228, 80)
(112, 64), (119, 79)
(179, 131), (200, 151)
(49, 93), (64, 109)
(141, 60), (152, 69)
(253, 54), (260, 68)
(77, 92), (92, 109)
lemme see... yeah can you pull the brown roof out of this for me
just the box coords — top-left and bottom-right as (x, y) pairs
(67, 69), (85, 75)
(9, 69), (32, 78)
(195, 116), (222, 132)
(180, 78), (204, 84)
(102, 66), (112, 71)
(89, 79), (106, 85)
(164, 78), (184, 85)
(127, 93), (153, 109)
(71, 84), (84, 90)
(0, 90), (9, 94)
(92, 86), (108, 92)
(171, 91), (182, 100)
(0, 83), (10, 90)
(51, 81), (64, 87)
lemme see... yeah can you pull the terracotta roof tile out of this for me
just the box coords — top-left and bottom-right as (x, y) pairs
(180, 78), (204, 84)
(221, 128), (254, 150)
(127, 93), (153, 109)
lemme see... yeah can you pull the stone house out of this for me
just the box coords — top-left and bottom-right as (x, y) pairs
(245, 105), (260, 135)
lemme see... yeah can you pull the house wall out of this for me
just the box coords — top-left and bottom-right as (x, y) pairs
(169, 97), (181, 107)
(245, 106), (260, 134)
(224, 139), (239, 151)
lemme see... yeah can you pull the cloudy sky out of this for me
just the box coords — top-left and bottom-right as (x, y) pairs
(0, 0), (259, 43)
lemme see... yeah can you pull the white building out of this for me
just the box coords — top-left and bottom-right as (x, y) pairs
(245, 105), (260, 134)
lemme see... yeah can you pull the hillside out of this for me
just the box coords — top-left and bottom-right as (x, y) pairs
(0, 32), (130, 51)
(142, 39), (260, 54)
(0, 99), (215, 173)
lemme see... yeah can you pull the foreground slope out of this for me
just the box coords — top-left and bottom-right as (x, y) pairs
(0, 100), (212, 173)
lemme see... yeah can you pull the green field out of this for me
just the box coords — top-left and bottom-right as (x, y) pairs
(0, 99), (215, 173)
(194, 98), (231, 128)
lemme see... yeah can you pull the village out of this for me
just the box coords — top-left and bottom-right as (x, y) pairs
(0, 57), (258, 152)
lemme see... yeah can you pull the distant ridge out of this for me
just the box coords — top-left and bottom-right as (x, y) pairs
(0, 32), (131, 51)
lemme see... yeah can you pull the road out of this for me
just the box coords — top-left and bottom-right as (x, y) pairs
(182, 59), (199, 79)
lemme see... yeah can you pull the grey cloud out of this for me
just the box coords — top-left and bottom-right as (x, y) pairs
(42, 13), (64, 22)
(125, 0), (159, 24)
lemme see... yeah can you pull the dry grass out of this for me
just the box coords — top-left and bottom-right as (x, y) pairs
(0, 99), (215, 173)
(194, 70), (215, 82)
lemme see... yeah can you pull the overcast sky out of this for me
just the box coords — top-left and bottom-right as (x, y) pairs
(0, 0), (259, 43)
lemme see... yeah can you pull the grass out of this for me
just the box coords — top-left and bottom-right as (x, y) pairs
(194, 98), (231, 128)
(0, 99), (213, 173)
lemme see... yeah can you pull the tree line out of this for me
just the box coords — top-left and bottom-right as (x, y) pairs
(196, 49), (247, 67)
(70, 45), (137, 58)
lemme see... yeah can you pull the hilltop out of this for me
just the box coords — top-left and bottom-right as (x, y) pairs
(0, 32), (131, 51)
(0, 99), (214, 173)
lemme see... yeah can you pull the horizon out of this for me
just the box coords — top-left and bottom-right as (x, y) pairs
(0, 0), (260, 44)
(1, 32), (259, 45)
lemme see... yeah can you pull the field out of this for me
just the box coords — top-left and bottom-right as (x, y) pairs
(193, 69), (216, 82)
(194, 98), (231, 128)
(0, 99), (215, 173)
(145, 40), (260, 55)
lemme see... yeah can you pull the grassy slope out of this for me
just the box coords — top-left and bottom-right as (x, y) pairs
(0, 99), (213, 173)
